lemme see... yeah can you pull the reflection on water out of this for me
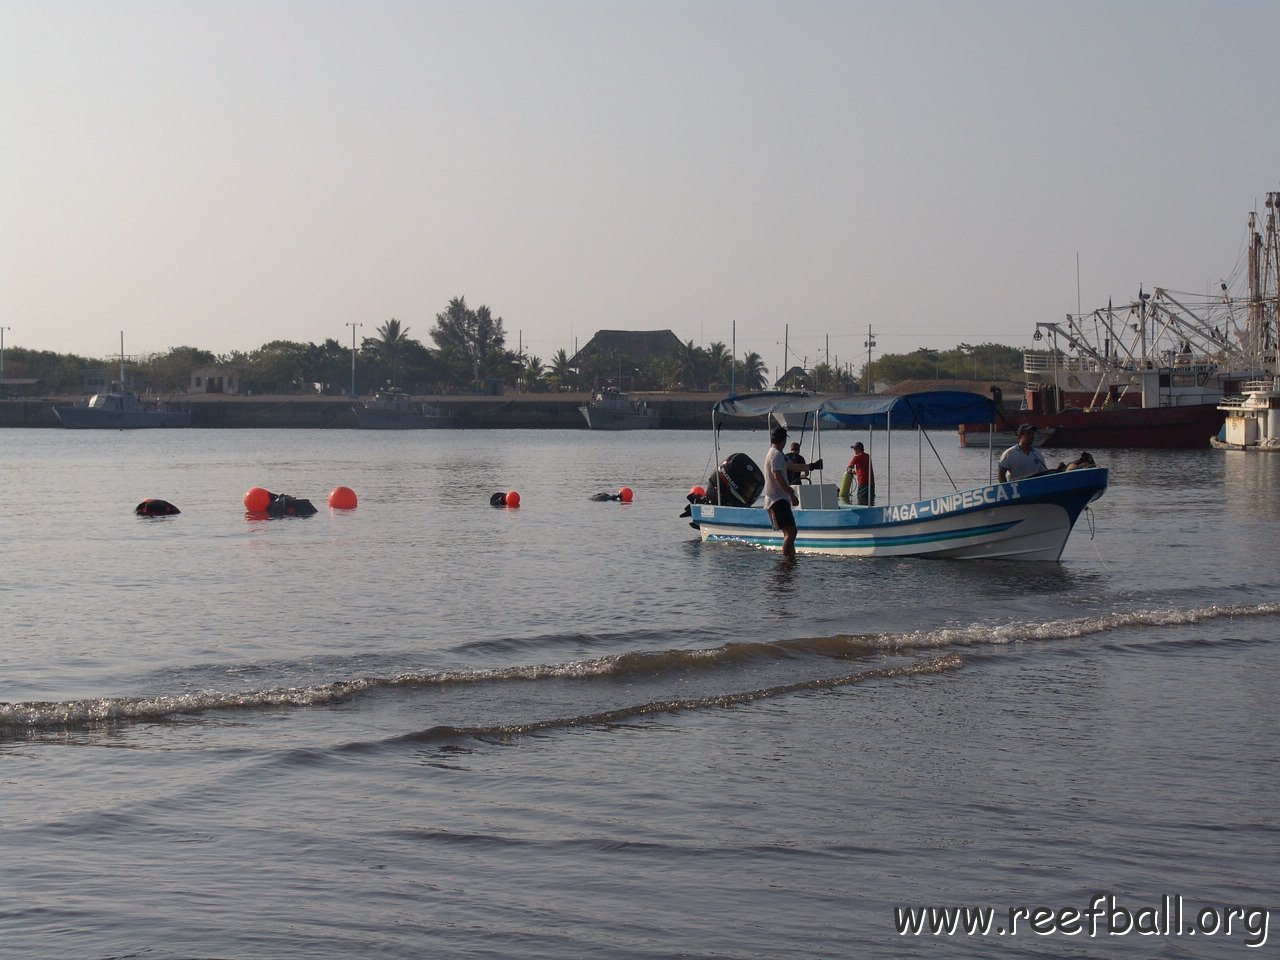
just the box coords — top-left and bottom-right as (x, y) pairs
(1221, 450), (1280, 521)
(766, 553), (799, 593)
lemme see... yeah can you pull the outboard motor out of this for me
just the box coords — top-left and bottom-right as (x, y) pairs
(703, 452), (763, 507)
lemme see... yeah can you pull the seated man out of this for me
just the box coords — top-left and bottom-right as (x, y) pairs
(783, 441), (809, 482)
(998, 424), (1048, 482)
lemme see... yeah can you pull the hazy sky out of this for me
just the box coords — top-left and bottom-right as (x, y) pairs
(3, 0), (1277, 376)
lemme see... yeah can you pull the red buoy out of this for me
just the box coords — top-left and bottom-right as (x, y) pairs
(328, 486), (358, 509)
(243, 487), (272, 512)
(689, 485), (706, 498)
(505, 490), (521, 508)
(618, 486), (633, 503)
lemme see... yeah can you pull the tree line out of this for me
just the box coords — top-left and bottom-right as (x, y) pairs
(3, 298), (1029, 396)
(869, 343), (1026, 384)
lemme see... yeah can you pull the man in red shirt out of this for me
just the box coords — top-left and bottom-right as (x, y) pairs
(847, 441), (876, 506)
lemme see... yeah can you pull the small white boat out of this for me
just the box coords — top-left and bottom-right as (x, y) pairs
(684, 391), (1107, 561)
(1211, 375), (1280, 451)
(354, 387), (456, 429)
(579, 388), (659, 430)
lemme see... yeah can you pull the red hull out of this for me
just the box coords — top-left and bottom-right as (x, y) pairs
(1009, 404), (1224, 449)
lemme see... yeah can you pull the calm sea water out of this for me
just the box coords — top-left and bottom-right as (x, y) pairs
(2, 428), (1277, 959)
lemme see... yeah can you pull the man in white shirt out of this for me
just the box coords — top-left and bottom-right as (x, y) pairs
(998, 424), (1048, 482)
(763, 426), (800, 556)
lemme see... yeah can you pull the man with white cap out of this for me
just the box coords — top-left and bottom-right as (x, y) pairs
(998, 424), (1048, 482)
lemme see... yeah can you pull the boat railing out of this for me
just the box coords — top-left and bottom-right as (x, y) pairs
(1023, 354), (1098, 375)
(1220, 378), (1280, 405)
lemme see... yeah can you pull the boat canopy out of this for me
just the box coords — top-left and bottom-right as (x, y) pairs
(713, 390), (998, 429)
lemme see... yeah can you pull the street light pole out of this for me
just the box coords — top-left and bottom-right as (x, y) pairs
(0, 326), (10, 399)
(346, 322), (362, 399)
(863, 325), (876, 394)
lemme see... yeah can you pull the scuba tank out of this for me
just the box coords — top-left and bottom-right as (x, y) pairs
(838, 469), (854, 503)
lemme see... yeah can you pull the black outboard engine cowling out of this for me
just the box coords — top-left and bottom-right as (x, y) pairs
(704, 452), (764, 507)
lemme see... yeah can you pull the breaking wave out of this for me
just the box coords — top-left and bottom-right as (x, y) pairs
(383, 656), (964, 744)
(1, 601), (1275, 738)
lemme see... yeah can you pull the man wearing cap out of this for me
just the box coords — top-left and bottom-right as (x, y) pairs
(846, 441), (876, 506)
(998, 424), (1048, 482)
(764, 426), (800, 555)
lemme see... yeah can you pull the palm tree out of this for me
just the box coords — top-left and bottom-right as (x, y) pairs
(738, 351), (768, 392)
(372, 318), (413, 386)
(521, 355), (544, 392)
(706, 342), (732, 386)
(548, 348), (576, 390)
(676, 340), (705, 390)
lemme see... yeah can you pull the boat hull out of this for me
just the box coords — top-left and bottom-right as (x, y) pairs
(1210, 437), (1280, 452)
(354, 408), (455, 429)
(690, 468), (1107, 561)
(54, 406), (191, 429)
(1002, 404), (1225, 449)
(579, 407), (660, 430)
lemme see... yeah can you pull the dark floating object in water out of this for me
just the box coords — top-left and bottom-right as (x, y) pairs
(244, 487), (318, 517)
(490, 492), (509, 507)
(135, 498), (180, 516)
(264, 493), (317, 517)
(590, 486), (634, 502)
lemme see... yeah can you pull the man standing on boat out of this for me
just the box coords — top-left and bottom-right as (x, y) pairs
(847, 441), (876, 506)
(998, 424), (1048, 482)
(764, 426), (800, 556)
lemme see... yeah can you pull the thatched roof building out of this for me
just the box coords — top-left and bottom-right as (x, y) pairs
(570, 329), (683, 366)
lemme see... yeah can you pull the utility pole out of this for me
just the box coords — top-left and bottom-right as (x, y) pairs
(0, 326), (10, 399)
(864, 325), (876, 394)
(346, 322), (362, 399)
(729, 320), (737, 395)
(781, 323), (789, 388)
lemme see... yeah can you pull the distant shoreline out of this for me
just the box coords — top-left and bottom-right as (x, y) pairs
(0, 392), (760, 430)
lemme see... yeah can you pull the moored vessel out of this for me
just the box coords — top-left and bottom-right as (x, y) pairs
(969, 191), (1279, 449)
(1211, 376), (1280, 451)
(54, 334), (190, 429)
(354, 386), (456, 429)
(579, 388), (659, 429)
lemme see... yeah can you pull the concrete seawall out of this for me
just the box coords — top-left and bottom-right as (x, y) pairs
(0, 393), (750, 430)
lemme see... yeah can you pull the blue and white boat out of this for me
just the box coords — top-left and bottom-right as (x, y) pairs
(685, 391), (1107, 561)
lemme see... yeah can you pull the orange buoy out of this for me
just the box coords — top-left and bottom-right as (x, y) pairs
(243, 487), (272, 512)
(618, 486), (633, 503)
(328, 486), (358, 509)
(689, 485), (706, 498)
(505, 490), (521, 508)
